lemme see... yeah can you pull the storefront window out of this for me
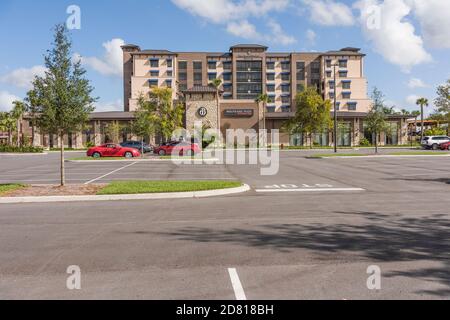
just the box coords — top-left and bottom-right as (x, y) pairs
(313, 131), (329, 147)
(290, 133), (303, 146)
(337, 122), (351, 146)
(385, 122), (399, 145)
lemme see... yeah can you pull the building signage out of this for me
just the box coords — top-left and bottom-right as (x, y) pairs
(223, 109), (254, 118)
(198, 107), (208, 117)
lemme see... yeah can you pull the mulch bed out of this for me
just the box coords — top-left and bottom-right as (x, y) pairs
(2, 184), (107, 197)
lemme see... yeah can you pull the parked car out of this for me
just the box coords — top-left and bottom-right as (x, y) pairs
(421, 136), (450, 150)
(120, 141), (153, 153)
(440, 141), (450, 151)
(87, 144), (141, 158)
(154, 141), (201, 156)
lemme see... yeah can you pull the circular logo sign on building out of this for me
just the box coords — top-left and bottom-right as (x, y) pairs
(198, 107), (208, 118)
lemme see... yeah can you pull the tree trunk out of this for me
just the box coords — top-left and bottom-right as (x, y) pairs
(141, 137), (144, 158)
(375, 131), (378, 154)
(31, 124), (35, 146)
(60, 132), (65, 186)
(8, 129), (12, 145)
(16, 119), (20, 147)
(420, 105), (424, 143)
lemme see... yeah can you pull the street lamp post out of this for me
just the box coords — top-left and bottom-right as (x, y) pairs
(332, 63), (338, 153)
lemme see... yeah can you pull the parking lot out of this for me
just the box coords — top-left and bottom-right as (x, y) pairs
(0, 150), (449, 299)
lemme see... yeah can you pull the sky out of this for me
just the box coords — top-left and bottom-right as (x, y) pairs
(0, 0), (449, 115)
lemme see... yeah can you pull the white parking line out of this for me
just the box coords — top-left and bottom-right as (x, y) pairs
(255, 188), (365, 193)
(228, 268), (247, 301)
(84, 162), (138, 185)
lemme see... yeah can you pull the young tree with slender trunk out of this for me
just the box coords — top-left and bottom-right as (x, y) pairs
(365, 88), (387, 154)
(210, 78), (222, 132)
(11, 101), (25, 147)
(33, 24), (96, 186)
(416, 97), (429, 143)
(255, 93), (271, 131)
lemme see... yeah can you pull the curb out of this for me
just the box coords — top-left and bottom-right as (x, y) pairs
(66, 158), (220, 163)
(313, 154), (450, 159)
(0, 152), (48, 156)
(0, 184), (251, 204)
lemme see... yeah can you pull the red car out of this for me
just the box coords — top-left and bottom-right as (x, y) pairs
(87, 144), (141, 158)
(154, 141), (201, 156)
(440, 141), (450, 151)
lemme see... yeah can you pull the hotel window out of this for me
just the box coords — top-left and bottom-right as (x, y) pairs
(223, 72), (232, 81)
(326, 71), (332, 78)
(150, 70), (159, 77)
(267, 62), (275, 70)
(193, 61), (202, 70)
(281, 106), (291, 112)
(281, 95), (291, 104)
(339, 59), (348, 68)
(329, 92), (335, 99)
(339, 71), (348, 78)
(194, 72), (202, 83)
(335, 102), (341, 111)
(266, 106), (276, 113)
(342, 92), (351, 99)
(329, 81), (335, 89)
(267, 73), (275, 81)
(208, 73), (217, 81)
(281, 84), (290, 93)
(149, 80), (158, 88)
(296, 62), (306, 81)
(150, 59), (159, 68)
(167, 71), (173, 77)
(326, 59), (332, 68)
(223, 84), (232, 93)
(281, 73), (290, 81)
(347, 102), (357, 110)
(267, 84), (275, 92)
(178, 72), (187, 81)
(311, 61), (321, 75)
(237, 61), (262, 71)
(223, 94), (232, 100)
(223, 61), (232, 70)
(208, 61), (216, 70)
(165, 80), (172, 88)
(281, 62), (290, 71)
(179, 83), (187, 91)
(342, 81), (351, 89)
(178, 61), (187, 70)
(167, 59), (173, 68)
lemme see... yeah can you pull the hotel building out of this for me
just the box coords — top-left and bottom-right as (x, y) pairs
(122, 44), (409, 147)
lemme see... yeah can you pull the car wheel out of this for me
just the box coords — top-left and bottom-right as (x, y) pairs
(92, 152), (101, 158)
(432, 144), (439, 150)
(124, 152), (133, 158)
(159, 150), (166, 156)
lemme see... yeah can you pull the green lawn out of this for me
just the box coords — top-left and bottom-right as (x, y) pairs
(97, 180), (242, 195)
(0, 184), (26, 195)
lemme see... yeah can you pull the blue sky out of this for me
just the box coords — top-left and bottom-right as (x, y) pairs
(0, 0), (449, 115)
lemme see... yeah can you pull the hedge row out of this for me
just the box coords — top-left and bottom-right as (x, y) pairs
(0, 145), (44, 153)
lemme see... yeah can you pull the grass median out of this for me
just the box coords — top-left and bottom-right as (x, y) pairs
(0, 184), (26, 195)
(97, 180), (243, 195)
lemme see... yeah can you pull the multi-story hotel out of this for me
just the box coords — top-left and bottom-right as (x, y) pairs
(122, 43), (409, 146)
(5, 44), (411, 149)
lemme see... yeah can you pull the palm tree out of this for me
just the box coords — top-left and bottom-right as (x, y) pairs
(416, 98), (429, 143)
(255, 93), (271, 131)
(12, 101), (26, 147)
(411, 110), (421, 142)
(209, 78), (222, 133)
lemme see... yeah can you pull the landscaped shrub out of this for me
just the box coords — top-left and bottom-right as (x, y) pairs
(0, 145), (44, 153)
(359, 137), (371, 147)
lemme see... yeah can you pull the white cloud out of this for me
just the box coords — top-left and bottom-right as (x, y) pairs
(75, 38), (125, 77)
(226, 20), (263, 40)
(408, 0), (450, 49)
(306, 29), (316, 44)
(171, 0), (290, 23)
(0, 65), (46, 89)
(302, 0), (355, 26)
(94, 99), (123, 112)
(407, 77), (428, 89)
(0, 91), (21, 112)
(172, 0), (295, 45)
(406, 94), (421, 105)
(354, 0), (432, 72)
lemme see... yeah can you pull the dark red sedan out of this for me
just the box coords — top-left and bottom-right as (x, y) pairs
(154, 141), (201, 156)
(87, 144), (141, 158)
(440, 141), (450, 151)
